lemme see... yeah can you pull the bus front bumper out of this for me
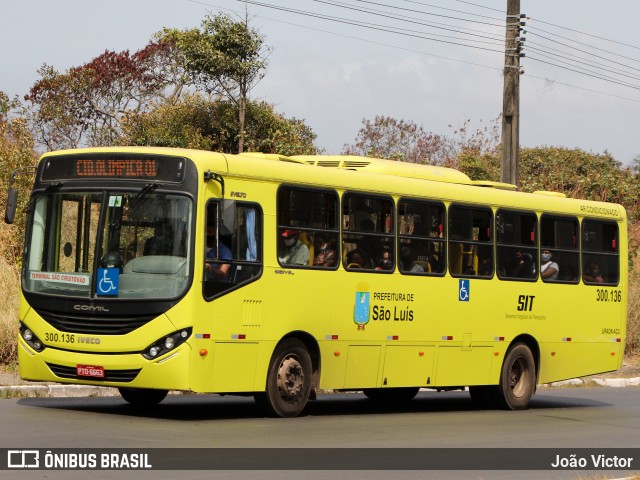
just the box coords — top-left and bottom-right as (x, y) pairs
(18, 337), (192, 391)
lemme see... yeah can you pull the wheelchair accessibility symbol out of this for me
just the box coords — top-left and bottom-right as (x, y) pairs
(97, 268), (119, 296)
(458, 279), (470, 302)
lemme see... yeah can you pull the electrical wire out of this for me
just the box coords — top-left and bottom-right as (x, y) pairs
(526, 25), (640, 66)
(525, 42), (640, 81)
(528, 16), (640, 52)
(526, 55), (640, 91)
(240, 0), (505, 53)
(452, 0), (504, 14)
(187, 0), (640, 102)
(361, 0), (504, 23)
(332, 0), (509, 43)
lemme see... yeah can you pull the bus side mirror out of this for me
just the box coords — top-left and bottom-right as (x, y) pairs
(5, 188), (18, 224)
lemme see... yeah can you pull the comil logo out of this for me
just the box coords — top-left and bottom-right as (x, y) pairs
(8, 450), (40, 468)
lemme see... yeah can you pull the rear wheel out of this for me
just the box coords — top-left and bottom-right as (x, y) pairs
(363, 387), (420, 402)
(497, 343), (536, 410)
(254, 339), (312, 417)
(119, 387), (168, 406)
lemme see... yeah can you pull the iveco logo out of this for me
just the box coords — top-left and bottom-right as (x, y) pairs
(77, 336), (101, 344)
(73, 304), (110, 312)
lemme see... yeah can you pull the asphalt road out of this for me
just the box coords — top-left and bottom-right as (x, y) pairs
(1, 386), (639, 480)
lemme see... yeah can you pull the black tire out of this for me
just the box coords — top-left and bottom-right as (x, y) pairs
(469, 385), (499, 409)
(119, 387), (168, 406)
(254, 339), (312, 418)
(497, 343), (536, 410)
(363, 387), (420, 402)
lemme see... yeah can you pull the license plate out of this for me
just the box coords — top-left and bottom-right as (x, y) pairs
(76, 364), (105, 378)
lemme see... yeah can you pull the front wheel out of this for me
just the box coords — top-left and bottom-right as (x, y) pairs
(497, 343), (536, 410)
(254, 339), (312, 417)
(119, 387), (168, 406)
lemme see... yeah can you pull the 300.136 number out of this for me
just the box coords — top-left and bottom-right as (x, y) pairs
(596, 289), (622, 302)
(44, 332), (75, 343)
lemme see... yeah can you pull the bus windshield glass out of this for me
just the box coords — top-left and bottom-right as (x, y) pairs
(23, 189), (193, 300)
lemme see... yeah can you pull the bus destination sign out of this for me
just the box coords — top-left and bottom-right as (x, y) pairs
(76, 159), (158, 178)
(41, 155), (186, 183)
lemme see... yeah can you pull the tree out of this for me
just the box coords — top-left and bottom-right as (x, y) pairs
(342, 115), (454, 164)
(520, 147), (640, 220)
(0, 92), (37, 262)
(162, 13), (269, 153)
(120, 94), (318, 156)
(25, 40), (186, 150)
(343, 115), (502, 167)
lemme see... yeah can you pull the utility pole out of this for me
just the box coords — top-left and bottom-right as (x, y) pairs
(501, 0), (525, 186)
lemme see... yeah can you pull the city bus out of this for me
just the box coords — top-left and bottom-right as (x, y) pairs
(6, 147), (627, 417)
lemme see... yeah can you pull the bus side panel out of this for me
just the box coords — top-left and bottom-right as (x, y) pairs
(538, 341), (623, 384)
(318, 341), (348, 390)
(381, 345), (434, 388)
(210, 342), (259, 392)
(433, 346), (495, 386)
(343, 345), (381, 388)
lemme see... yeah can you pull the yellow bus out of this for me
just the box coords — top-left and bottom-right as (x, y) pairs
(7, 147), (626, 417)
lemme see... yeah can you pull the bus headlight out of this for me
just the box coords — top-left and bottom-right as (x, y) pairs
(142, 328), (192, 360)
(20, 323), (45, 352)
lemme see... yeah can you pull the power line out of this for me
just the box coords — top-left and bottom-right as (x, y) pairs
(527, 55), (640, 92)
(452, 0), (504, 14)
(187, 0), (640, 103)
(384, 0), (504, 22)
(327, 0), (507, 42)
(240, 0), (505, 53)
(528, 16), (640, 52)
(190, 0), (505, 69)
(526, 25), (640, 66)
(314, 0), (506, 44)
(336, 0), (504, 27)
(522, 73), (640, 103)
(525, 42), (640, 80)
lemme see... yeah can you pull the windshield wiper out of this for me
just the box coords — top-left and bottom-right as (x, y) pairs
(24, 182), (64, 215)
(109, 183), (158, 229)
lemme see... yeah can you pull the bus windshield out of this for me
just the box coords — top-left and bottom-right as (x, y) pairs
(23, 189), (193, 300)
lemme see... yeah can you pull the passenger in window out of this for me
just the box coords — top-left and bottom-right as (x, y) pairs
(376, 250), (393, 270)
(426, 244), (442, 273)
(540, 250), (559, 280)
(583, 262), (604, 283)
(205, 224), (232, 282)
(356, 219), (380, 268)
(346, 248), (367, 269)
(314, 235), (336, 267)
(144, 221), (173, 256)
(279, 229), (310, 266)
(478, 255), (492, 276)
(507, 250), (535, 278)
(400, 247), (424, 273)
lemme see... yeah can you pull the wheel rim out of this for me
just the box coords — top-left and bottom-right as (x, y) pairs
(276, 354), (304, 401)
(509, 355), (530, 398)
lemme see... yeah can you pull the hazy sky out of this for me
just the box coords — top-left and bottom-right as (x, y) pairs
(2, 0), (639, 163)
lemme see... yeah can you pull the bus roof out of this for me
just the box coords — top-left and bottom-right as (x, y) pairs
(291, 154), (473, 185)
(37, 147), (626, 220)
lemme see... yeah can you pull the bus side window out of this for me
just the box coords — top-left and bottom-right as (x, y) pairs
(203, 201), (263, 299)
(398, 199), (445, 275)
(277, 186), (339, 269)
(540, 215), (579, 283)
(496, 210), (537, 281)
(342, 192), (394, 272)
(448, 204), (493, 278)
(582, 219), (619, 285)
